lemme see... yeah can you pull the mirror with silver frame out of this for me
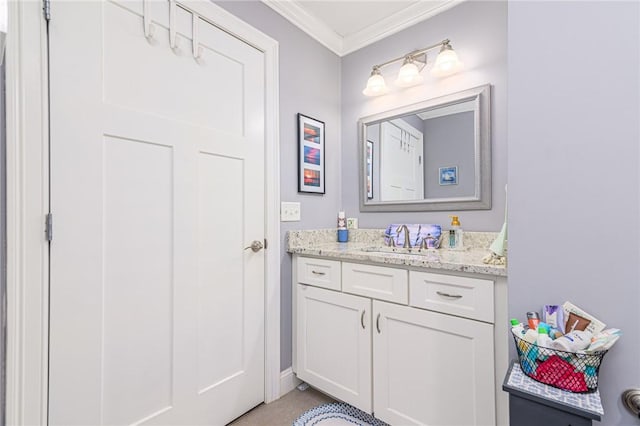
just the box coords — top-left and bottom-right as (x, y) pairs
(358, 84), (491, 212)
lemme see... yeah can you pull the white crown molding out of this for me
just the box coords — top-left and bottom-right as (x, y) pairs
(261, 0), (464, 57)
(261, 1), (343, 55)
(342, 0), (465, 56)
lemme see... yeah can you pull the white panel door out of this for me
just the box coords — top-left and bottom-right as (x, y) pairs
(48, 1), (265, 425)
(380, 121), (424, 201)
(373, 301), (495, 426)
(296, 285), (372, 413)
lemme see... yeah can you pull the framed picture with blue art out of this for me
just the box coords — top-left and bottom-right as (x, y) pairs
(298, 113), (325, 194)
(439, 166), (458, 185)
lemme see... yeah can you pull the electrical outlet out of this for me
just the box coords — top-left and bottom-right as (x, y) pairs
(281, 202), (301, 222)
(346, 218), (358, 229)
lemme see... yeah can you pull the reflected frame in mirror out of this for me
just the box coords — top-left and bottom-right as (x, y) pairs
(358, 84), (491, 212)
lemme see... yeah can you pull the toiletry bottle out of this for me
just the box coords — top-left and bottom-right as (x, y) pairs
(337, 211), (348, 242)
(537, 326), (553, 349)
(523, 328), (538, 345)
(449, 216), (463, 249)
(550, 330), (593, 352)
(526, 311), (540, 330)
(510, 319), (525, 336)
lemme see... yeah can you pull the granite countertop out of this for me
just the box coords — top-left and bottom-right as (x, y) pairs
(287, 229), (507, 277)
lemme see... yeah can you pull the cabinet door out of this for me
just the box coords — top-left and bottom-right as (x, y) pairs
(297, 285), (372, 413)
(373, 301), (495, 426)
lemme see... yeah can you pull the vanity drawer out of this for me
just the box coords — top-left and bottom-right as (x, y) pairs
(409, 271), (494, 323)
(297, 257), (341, 291)
(342, 262), (408, 304)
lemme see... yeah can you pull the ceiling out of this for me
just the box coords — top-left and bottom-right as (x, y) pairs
(261, 0), (463, 56)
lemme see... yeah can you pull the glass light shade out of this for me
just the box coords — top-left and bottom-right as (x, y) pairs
(431, 47), (462, 77)
(395, 61), (424, 87)
(362, 72), (388, 96)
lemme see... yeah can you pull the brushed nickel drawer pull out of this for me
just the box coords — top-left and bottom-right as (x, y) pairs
(361, 310), (366, 329)
(437, 291), (463, 299)
(376, 314), (381, 333)
(311, 270), (326, 276)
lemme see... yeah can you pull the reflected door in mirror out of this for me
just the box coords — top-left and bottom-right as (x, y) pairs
(374, 120), (424, 201)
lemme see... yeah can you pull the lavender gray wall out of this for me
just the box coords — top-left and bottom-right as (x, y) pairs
(400, 114), (423, 132)
(341, 1), (507, 231)
(423, 111), (475, 198)
(508, 2), (640, 424)
(215, 1), (342, 371)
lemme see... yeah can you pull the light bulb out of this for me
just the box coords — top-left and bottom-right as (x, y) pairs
(431, 44), (462, 77)
(362, 69), (388, 96)
(395, 61), (424, 88)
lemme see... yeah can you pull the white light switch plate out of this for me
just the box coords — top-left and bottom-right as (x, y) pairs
(281, 202), (301, 222)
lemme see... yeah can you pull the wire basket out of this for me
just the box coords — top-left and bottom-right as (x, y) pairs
(512, 330), (608, 393)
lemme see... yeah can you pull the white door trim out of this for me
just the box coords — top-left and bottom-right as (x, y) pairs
(5, 2), (281, 423)
(6, 1), (50, 424)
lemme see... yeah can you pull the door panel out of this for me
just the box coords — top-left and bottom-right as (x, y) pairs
(196, 153), (244, 392)
(103, 1), (248, 133)
(102, 137), (174, 425)
(48, 1), (265, 424)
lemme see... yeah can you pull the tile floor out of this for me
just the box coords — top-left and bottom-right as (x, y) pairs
(229, 386), (335, 426)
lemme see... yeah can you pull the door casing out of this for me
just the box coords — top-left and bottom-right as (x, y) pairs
(4, 2), (281, 424)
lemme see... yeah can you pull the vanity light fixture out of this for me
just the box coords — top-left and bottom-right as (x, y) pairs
(362, 39), (462, 96)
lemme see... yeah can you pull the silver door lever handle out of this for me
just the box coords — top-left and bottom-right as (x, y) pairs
(244, 240), (264, 252)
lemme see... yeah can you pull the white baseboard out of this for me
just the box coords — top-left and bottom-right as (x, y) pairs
(279, 367), (302, 397)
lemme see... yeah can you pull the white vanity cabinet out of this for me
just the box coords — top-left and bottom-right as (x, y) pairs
(293, 255), (507, 426)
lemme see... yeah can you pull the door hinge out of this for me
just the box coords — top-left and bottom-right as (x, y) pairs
(264, 238), (268, 250)
(43, 0), (51, 21)
(45, 213), (53, 242)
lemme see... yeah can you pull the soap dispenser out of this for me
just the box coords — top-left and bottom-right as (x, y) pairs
(449, 215), (464, 249)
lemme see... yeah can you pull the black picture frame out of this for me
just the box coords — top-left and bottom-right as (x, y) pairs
(298, 113), (325, 194)
(366, 140), (374, 199)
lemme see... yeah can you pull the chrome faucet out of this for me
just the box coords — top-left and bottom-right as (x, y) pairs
(385, 230), (396, 247)
(420, 233), (440, 250)
(419, 237), (429, 250)
(396, 224), (411, 248)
